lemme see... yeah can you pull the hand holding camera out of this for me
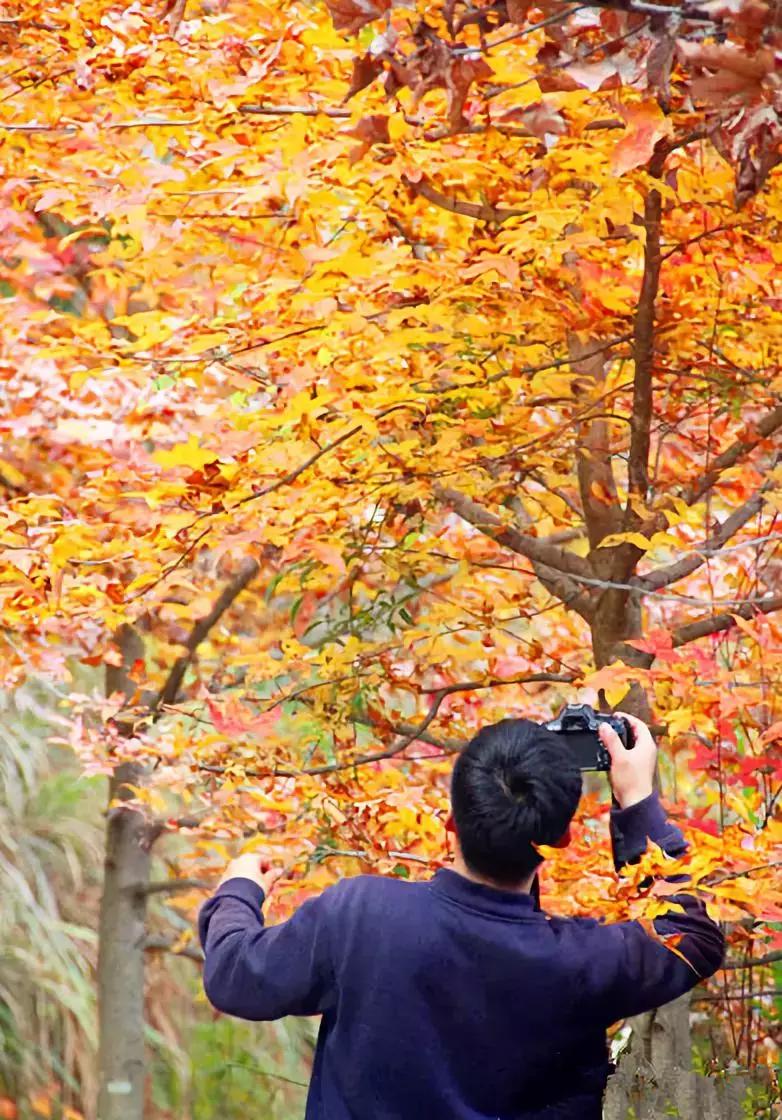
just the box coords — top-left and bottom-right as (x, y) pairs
(545, 703), (657, 809)
(599, 712), (657, 809)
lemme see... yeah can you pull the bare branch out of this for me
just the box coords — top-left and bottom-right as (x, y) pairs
(144, 935), (203, 964)
(671, 594), (782, 648)
(704, 861), (782, 887)
(199, 673), (573, 780)
(144, 424), (362, 591)
(142, 878), (208, 896)
(640, 478), (776, 591)
(403, 174), (532, 225)
(720, 951), (782, 971)
(315, 847), (436, 866)
(151, 558), (260, 715)
(437, 486), (594, 616)
(239, 103), (351, 119)
(695, 989), (782, 1000)
(419, 672), (574, 695)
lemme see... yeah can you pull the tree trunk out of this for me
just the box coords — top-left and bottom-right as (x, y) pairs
(96, 762), (150, 1120)
(96, 626), (151, 1120)
(590, 601), (695, 1114)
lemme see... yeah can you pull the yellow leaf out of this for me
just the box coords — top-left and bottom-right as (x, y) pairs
(125, 571), (161, 595)
(648, 531), (682, 550)
(153, 434), (218, 471)
(665, 706), (694, 736)
(0, 459), (25, 488)
(597, 531), (652, 550)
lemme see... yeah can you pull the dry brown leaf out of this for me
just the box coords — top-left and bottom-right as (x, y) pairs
(325, 0), (391, 35)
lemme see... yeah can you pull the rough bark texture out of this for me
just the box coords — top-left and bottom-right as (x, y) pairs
(96, 761), (151, 1120)
(96, 626), (150, 1120)
(603, 996), (755, 1120)
(95, 565), (259, 1119)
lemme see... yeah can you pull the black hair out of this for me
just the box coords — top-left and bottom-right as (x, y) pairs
(450, 718), (582, 887)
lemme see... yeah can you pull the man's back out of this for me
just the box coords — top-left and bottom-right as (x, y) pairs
(307, 870), (613, 1119)
(199, 792), (724, 1119)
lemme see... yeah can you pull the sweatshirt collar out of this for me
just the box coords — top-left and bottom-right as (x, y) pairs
(430, 867), (540, 919)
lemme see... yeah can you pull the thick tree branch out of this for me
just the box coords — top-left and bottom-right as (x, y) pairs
(640, 478), (776, 591)
(436, 489), (591, 576)
(403, 174), (532, 225)
(671, 593), (782, 648)
(568, 333), (623, 551)
(141, 877), (208, 896)
(144, 935), (203, 964)
(436, 486), (593, 615)
(151, 558), (260, 716)
(627, 150), (665, 509)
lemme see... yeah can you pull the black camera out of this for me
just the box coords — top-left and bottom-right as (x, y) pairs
(544, 704), (633, 772)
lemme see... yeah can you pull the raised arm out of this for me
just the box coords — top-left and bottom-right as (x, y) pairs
(574, 716), (724, 1026)
(198, 857), (340, 1021)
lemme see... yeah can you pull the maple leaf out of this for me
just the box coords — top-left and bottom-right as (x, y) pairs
(152, 434), (219, 472)
(345, 53), (384, 100)
(611, 103), (673, 174)
(207, 697), (280, 740)
(348, 114), (391, 162)
(325, 0), (390, 35)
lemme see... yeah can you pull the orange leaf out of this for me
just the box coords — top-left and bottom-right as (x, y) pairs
(611, 103), (673, 175)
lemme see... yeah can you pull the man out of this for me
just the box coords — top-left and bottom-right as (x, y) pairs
(199, 712), (724, 1119)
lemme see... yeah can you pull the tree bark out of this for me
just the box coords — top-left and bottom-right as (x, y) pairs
(94, 564), (259, 1119)
(96, 762), (151, 1120)
(96, 625), (150, 1120)
(591, 599), (694, 1113)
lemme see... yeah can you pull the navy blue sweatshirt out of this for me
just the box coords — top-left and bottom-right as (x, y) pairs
(198, 792), (724, 1119)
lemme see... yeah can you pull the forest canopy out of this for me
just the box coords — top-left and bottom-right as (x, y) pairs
(0, 0), (781, 1114)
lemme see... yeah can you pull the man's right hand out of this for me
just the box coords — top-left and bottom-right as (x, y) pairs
(598, 712), (657, 809)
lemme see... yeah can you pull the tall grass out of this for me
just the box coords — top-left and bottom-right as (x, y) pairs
(0, 681), (313, 1119)
(0, 681), (103, 1112)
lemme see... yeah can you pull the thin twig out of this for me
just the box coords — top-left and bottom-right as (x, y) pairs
(720, 952), (782, 971)
(150, 558), (260, 714)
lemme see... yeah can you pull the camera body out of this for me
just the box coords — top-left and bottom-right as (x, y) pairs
(544, 703), (632, 772)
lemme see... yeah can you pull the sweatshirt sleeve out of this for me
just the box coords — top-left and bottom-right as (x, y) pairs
(576, 792), (724, 1027)
(198, 877), (338, 1021)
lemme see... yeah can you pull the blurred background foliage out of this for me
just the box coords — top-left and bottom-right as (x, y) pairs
(0, 681), (313, 1120)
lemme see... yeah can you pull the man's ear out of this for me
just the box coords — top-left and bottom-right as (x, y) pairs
(445, 813), (456, 834)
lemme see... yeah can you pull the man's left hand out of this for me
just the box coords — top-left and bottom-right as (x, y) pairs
(219, 853), (283, 895)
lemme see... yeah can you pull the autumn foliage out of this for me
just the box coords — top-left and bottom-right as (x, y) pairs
(1, 0), (781, 1098)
